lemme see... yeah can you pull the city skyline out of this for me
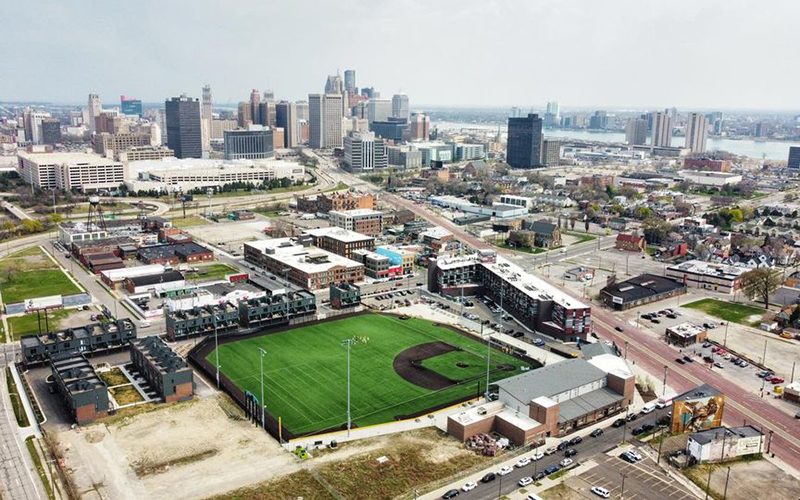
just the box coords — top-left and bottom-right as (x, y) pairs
(2, 0), (799, 111)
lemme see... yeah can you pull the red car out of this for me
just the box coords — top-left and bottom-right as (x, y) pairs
(768, 376), (785, 384)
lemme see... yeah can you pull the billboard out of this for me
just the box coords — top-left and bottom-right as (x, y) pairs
(24, 295), (63, 312)
(671, 393), (725, 433)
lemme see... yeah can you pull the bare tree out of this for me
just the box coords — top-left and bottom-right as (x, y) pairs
(741, 268), (782, 309)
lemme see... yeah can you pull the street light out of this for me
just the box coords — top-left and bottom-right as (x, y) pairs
(258, 348), (266, 428)
(620, 472), (628, 500)
(342, 338), (358, 436)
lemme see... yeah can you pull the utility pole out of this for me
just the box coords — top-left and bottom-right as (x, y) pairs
(620, 472), (627, 500)
(792, 361), (796, 384)
(342, 338), (358, 436)
(723, 321), (729, 348)
(723, 467), (731, 500)
(624, 341), (629, 360)
(761, 339), (768, 365)
(705, 466), (712, 500)
(663, 365), (668, 396)
(258, 348), (266, 428)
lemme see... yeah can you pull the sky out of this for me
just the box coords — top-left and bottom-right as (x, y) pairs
(2, 0), (799, 111)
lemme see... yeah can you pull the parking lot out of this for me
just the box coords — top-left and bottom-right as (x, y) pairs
(569, 453), (696, 500)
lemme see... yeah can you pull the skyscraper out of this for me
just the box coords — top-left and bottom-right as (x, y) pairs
(685, 112), (708, 153)
(249, 89), (261, 124)
(224, 126), (274, 160)
(788, 147), (800, 169)
(238, 102), (252, 128)
(40, 118), (62, 145)
(344, 131), (388, 171)
(258, 101), (276, 127)
(650, 111), (673, 148)
(325, 74), (344, 94)
(165, 95), (202, 159)
(625, 117), (648, 145)
(589, 111), (608, 130)
(544, 101), (560, 127)
(309, 94), (343, 149)
(409, 112), (430, 141)
(201, 85), (213, 152)
(506, 113), (543, 168)
(87, 94), (102, 134)
(344, 70), (356, 93)
(276, 101), (298, 148)
(368, 99), (392, 123)
(391, 93), (409, 120)
(510, 107), (521, 118)
(120, 96), (142, 117)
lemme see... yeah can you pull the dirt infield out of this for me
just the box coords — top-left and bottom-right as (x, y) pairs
(393, 341), (462, 390)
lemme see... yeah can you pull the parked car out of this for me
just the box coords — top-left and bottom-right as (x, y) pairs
(544, 465), (560, 475)
(657, 415), (671, 426)
(676, 358), (686, 365)
(531, 451), (544, 461)
(591, 428), (604, 437)
(516, 457), (531, 468)
(626, 413), (638, 421)
(534, 471), (546, 481)
(683, 355), (694, 363)
(591, 486), (611, 498)
(544, 446), (557, 455)
(615, 326), (623, 332)
(620, 452), (637, 463)
(632, 426), (644, 435)
(565, 448), (578, 458)
(534, 338), (546, 347)
(556, 441), (569, 451)
(651, 318), (661, 324)
(442, 490), (460, 499)
(628, 450), (643, 460)
(481, 473), (496, 483)
(569, 436), (583, 445)
(612, 418), (626, 428)
(703, 342), (712, 348)
(462, 481), (477, 492)
(714, 362), (724, 369)
(518, 476), (533, 487)
(560, 458), (574, 467)
(498, 466), (513, 476)
(642, 423), (655, 432)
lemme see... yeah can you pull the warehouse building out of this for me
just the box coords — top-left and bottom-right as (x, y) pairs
(22, 319), (137, 366)
(686, 426), (763, 464)
(137, 242), (214, 265)
(244, 238), (364, 291)
(130, 337), (194, 403)
(600, 274), (686, 311)
(124, 270), (186, 295)
(448, 357), (634, 444)
(666, 260), (746, 295)
(100, 264), (166, 290)
(50, 353), (109, 424)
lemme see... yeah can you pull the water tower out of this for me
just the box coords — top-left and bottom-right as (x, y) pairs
(86, 195), (107, 231)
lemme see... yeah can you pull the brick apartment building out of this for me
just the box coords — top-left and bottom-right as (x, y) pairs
(305, 227), (375, 259)
(329, 209), (384, 237)
(130, 337), (194, 403)
(50, 354), (109, 424)
(615, 233), (646, 252)
(296, 191), (375, 213)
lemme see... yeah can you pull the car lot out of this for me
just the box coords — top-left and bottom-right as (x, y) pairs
(570, 453), (696, 500)
(448, 407), (672, 500)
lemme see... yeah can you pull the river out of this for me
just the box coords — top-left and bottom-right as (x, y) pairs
(432, 121), (798, 160)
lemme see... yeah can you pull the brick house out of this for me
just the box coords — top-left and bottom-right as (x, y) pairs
(615, 233), (646, 252)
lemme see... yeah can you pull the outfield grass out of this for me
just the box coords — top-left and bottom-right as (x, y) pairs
(209, 314), (529, 435)
(421, 350), (492, 380)
(7, 309), (74, 339)
(683, 298), (764, 326)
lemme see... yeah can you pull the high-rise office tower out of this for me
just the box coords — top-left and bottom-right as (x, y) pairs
(238, 102), (252, 128)
(275, 101), (298, 148)
(506, 113), (543, 168)
(344, 70), (356, 93)
(40, 118), (62, 145)
(589, 110), (608, 130)
(789, 147), (800, 169)
(544, 101), (560, 127)
(706, 111), (724, 135)
(201, 84), (213, 152)
(249, 89), (261, 124)
(87, 94), (102, 133)
(165, 94), (202, 158)
(685, 112), (708, 153)
(368, 99), (392, 123)
(325, 73), (344, 94)
(120, 96), (143, 117)
(309, 94), (344, 149)
(510, 107), (522, 118)
(224, 126), (274, 160)
(409, 112), (430, 141)
(296, 101), (309, 121)
(344, 131), (388, 171)
(650, 111), (673, 148)
(258, 101), (276, 127)
(23, 109), (51, 144)
(361, 87), (376, 99)
(263, 90), (274, 102)
(625, 117), (648, 145)
(391, 93), (409, 120)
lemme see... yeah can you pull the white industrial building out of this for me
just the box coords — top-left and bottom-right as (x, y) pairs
(124, 157), (304, 192)
(18, 152), (126, 192)
(678, 171), (743, 187)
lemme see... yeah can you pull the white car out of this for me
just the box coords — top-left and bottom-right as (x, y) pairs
(516, 457), (531, 468)
(498, 466), (513, 476)
(140, 321), (151, 328)
(518, 476), (533, 487)
(462, 481), (477, 492)
(559, 458), (573, 467)
(591, 486), (611, 498)
(627, 450), (643, 461)
(531, 451), (544, 461)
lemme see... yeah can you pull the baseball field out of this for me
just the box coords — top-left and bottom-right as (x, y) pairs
(207, 314), (531, 436)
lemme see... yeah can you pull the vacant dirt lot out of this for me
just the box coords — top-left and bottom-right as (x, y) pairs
(56, 396), (299, 500)
(687, 457), (800, 500)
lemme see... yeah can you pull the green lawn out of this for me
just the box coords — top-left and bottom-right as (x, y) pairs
(7, 309), (74, 339)
(563, 230), (597, 244)
(167, 216), (211, 228)
(0, 269), (81, 305)
(193, 263), (238, 281)
(323, 182), (350, 193)
(209, 314), (529, 435)
(682, 298), (765, 326)
(494, 241), (545, 254)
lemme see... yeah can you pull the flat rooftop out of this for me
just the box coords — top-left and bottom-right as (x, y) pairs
(305, 227), (374, 243)
(19, 151), (121, 166)
(668, 260), (747, 279)
(245, 238), (363, 273)
(667, 322), (706, 338)
(483, 256), (589, 310)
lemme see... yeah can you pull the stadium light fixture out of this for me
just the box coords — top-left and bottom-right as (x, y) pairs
(341, 338), (359, 436)
(258, 347), (267, 427)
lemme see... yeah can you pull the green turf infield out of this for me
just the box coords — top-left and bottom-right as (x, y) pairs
(208, 314), (530, 435)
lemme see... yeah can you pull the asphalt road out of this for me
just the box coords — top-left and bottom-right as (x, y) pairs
(455, 408), (672, 500)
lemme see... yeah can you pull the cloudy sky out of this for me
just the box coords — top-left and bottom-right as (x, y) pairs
(3, 0), (798, 111)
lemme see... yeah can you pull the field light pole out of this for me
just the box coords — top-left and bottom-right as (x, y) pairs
(214, 313), (220, 388)
(485, 331), (492, 402)
(342, 338), (358, 436)
(258, 348), (266, 427)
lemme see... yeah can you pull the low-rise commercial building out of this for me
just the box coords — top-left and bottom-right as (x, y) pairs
(353, 249), (402, 279)
(101, 264), (166, 289)
(304, 227), (375, 259)
(375, 245), (415, 275)
(130, 337), (194, 402)
(50, 354), (109, 424)
(329, 208), (384, 236)
(22, 319), (137, 366)
(244, 238), (364, 291)
(666, 260), (746, 294)
(678, 171), (743, 188)
(600, 274), (686, 311)
(686, 426), (763, 464)
(666, 322), (708, 347)
(125, 271), (186, 295)
(137, 242), (214, 265)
